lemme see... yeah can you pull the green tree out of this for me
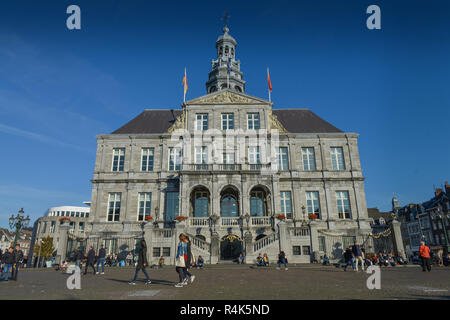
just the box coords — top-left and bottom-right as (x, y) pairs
(33, 236), (55, 259)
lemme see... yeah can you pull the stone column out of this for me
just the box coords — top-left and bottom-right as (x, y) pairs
(244, 231), (253, 263)
(57, 223), (70, 263)
(309, 221), (320, 263)
(210, 232), (220, 264)
(278, 220), (288, 252)
(143, 222), (154, 265)
(391, 220), (406, 258)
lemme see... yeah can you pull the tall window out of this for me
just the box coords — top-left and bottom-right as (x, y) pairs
(248, 146), (261, 164)
(302, 147), (316, 171)
(107, 193), (121, 222)
(112, 148), (125, 172)
(195, 146), (208, 164)
(250, 191), (265, 216)
(196, 114), (208, 131)
(141, 148), (154, 171)
(336, 191), (351, 219)
(165, 192), (179, 224)
(168, 147), (182, 171)
(50, 221), (56, 233)
(247, 113), (260, 130)
(280, 191), (292, 219)
(78, 222), (84, 234)
(277, 147), (289, 171)
(69, 222), (75, 232)
(194, 192), (209, 217)
(330, 147), (345, 170)
(138, 192), (152, 221)
(221, 113), (234, 130)
(306, 191), (320, 218)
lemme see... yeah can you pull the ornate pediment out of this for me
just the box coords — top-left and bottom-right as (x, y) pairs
(268, 112), (288, 134)
(167, 109), (186, 133)
(188, 90), (267, 105)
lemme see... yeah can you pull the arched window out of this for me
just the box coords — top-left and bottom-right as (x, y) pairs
(221, 195), (238, 217)
(219, 46), (223, 56)
(234, 86), (242, 92)
(194, 191), (209, 217)
(209, 86), (217, 93)
(225, 46), (229, 55)
(231, 47), (234, 57)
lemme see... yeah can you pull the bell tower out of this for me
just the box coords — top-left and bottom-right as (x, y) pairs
(205, 13), (246, 94)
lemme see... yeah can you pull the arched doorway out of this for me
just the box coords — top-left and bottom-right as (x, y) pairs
(220, 234), (243, 261)
(250, 186), (270, 217)
(220, 186), (239, 217)
(190, 186), (210, 218)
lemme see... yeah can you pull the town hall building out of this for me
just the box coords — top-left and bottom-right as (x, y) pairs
(81, 25), (373, 264)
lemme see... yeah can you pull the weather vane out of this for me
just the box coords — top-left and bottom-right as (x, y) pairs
(221, 11), (231, 28)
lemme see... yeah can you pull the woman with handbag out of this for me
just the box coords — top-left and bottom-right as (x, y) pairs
(175, 233), (188, 287)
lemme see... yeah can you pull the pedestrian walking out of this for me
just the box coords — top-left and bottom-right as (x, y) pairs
(96, 244), (106, 274)
(276, 248), (288, 270)
(352, 241), (364, 271)
(343, 246), (354, 271)
(182, 235), (195, 285)
(84, 246), (96, 275)
(419, 241), (431, 272)
(75, 247), (83, 268)
(129, 239), (151, 285)
(12, 244), (23, 281)
(0, 247), (15, 282)
(174, 233), (188, 287)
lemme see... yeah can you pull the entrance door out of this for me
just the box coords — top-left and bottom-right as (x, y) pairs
(220, 234), (243, 261)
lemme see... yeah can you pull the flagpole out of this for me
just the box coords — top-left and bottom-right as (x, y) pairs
(267, 67), (271, 102)
(183, 67), (186, 103)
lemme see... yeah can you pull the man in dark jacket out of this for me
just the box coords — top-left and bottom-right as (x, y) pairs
(96, 245), (106, 275)
(12, 244), (24, 280)
(84, 246), (96, 275)
(352, 241), (364, 271)
(129, 239), (151, 285)
(75, 247), (83, 268)
(0, 247), (15, 281)
(343, 247), (354, 271)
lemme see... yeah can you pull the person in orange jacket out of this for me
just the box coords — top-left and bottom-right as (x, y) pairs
(419, 241), (431, 272)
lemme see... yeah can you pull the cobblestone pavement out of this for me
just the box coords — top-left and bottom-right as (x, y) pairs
(0, 264), (449, 300)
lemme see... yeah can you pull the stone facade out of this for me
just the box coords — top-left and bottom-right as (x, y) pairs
(85, 26), (373, 265)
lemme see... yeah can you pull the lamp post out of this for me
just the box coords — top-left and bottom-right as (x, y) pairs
(9, 208), (30, 247)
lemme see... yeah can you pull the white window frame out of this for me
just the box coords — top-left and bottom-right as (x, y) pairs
(221, 113), (234, 130)
(137, 192), (152, 221)
(168, 147), (182, 171)
(306, 191), (321, 217)
(330, 147), (345, 171)
(336, 191), (351, 219)
(247, 113), (260, 130)
(141, 148), (155, 171)
(302, 147), (316, 171)
(112, 148), (125, 172)
(196, 113), (209, 131)
(195, 146), (208, 164)
(223, 152), (235, 164)
(280, 191), (292, 218)
(248, 146), (261, 164)
(107, 193), (122, 222)
(277, 147), (289, 171)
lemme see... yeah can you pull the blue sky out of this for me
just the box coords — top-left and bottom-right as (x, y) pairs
(0, 0), (449, 228)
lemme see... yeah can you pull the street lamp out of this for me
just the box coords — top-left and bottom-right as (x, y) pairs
(9, 208), (30, 247)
